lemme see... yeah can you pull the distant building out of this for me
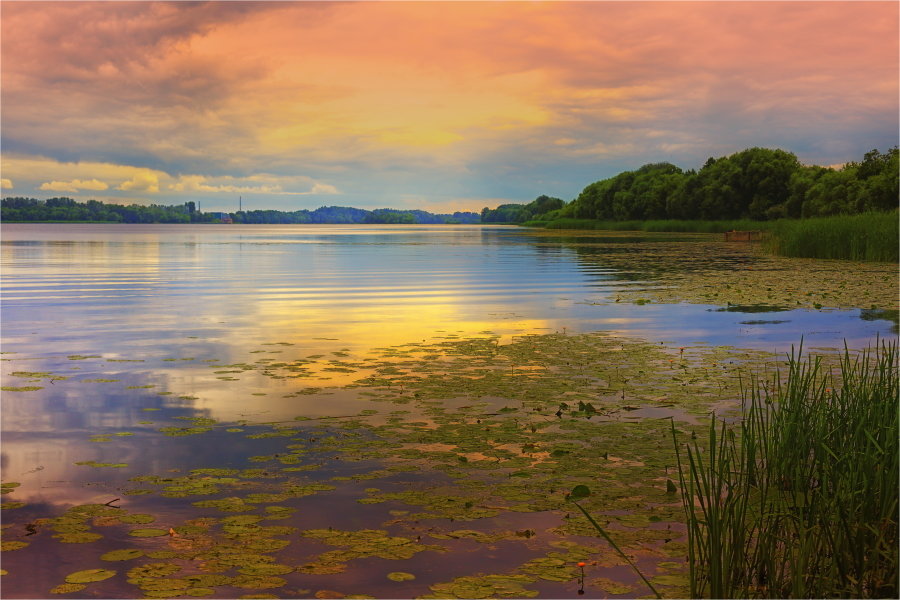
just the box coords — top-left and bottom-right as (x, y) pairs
(211, 212), (233, 224)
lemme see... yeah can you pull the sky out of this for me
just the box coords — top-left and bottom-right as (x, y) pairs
(1, 1), (897, 214)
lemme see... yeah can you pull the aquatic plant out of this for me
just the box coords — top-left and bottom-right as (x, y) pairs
(673, 340), (899, 598)
(567, 485), (661, 598)
(766, 211), (898, 262)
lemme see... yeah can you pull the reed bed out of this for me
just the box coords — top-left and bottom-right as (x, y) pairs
(765, 212), (898, 262)
(529, 218), (765, 233)
(673, 340), (898, 598)
(528, 212), (899, 262)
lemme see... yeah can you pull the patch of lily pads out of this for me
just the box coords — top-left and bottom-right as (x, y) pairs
(6, 326), (875, 598)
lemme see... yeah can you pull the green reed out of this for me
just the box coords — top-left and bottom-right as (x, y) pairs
(527, 212), (899, 262)
(765, 212), (898, 262)
(530, 218), (765, 233)
(673, 340), (898, 598)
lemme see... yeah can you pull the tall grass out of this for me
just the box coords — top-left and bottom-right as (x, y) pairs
(673, 340), (898, 598)
(528, 217), (767, 233)
(524, 211), (898, 262)
(765, 212), (898, 262)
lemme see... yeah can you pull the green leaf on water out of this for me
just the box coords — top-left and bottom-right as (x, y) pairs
(64, 569), (116, 584)
(119, 513), (156, 524)
(387, 571), (416, 581)
(128, 528), (169, 537)
(101, 549), (144, 561)
(50, 583), (87, 594)
(569, 485), (591, 500)
(0, 482), (20, 495)
(1, 541), (29, 551)
(74, 461), (128, 468)
(53, 532), (103, 543)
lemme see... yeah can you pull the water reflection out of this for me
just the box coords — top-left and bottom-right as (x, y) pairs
(1, 224), (895, 598)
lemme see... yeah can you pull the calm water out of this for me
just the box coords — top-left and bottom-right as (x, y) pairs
(2, 224), (890, 355)
(0, 224), (894, 598)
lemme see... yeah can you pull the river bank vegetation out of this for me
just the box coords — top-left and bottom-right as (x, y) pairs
(525, 213), (898, 262)
(494, 146), (898, 225)
(675, 341), (898, 598)
(505, 146), (899, 262)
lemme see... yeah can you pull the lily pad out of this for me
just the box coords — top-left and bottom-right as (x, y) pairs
(119, 513), (156, 524)
(101, 549), (145, 561)
(1, 541), (29, 551)
(50, 583), (87, 594)
(64, 569), (116, 584)
(128, 528), (169, 537)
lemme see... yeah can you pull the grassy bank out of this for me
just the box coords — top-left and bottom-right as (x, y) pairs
(524, 211), (898, 262)
(674, 341), (898, 598)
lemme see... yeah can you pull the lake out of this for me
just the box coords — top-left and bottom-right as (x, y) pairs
(0, 223), (895, 599)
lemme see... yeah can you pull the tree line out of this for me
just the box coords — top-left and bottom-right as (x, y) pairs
(234, 206), (479, 224)
(0, 197), (203, 223)
(480, 195), (566, 223)
(486, 146), (898, 223)
(0, 197), (481, 225)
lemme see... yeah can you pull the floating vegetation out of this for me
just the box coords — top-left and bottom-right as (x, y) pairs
(1, 541), (29, 551)
(0, 482), (21, 495)
(119, 513), (156, 524)
(422, 573), (539, 599)
(50, 583), (86, 594)
(2, 327), (879, 598)
(65, 569), (117, 583)
(554, 232), (899, 310)
(1, 386), (43, 392)
(296, 529), (442, 576)
(74, 461), (128, 468)
(128, 528), (169, 537)
(100, 549), (145, 561)
(10, 370), (65, 380)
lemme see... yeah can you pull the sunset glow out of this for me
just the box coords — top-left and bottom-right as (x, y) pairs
(2, 1), (897, 212)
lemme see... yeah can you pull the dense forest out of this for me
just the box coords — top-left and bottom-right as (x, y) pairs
(540, 146), (898, 223)
(0, 198), (480, 225)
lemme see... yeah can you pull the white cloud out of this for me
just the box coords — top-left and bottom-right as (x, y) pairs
(169, 175), (283, 194)
(39, 178), (109, 192)
(1, 178), (12, 189)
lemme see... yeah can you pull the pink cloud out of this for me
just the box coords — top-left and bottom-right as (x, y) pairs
(1, 1), (896, 206)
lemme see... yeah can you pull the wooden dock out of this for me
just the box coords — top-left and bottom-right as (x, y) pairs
(724, 230), (764, 242)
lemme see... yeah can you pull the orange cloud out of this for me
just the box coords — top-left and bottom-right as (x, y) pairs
(117, 172), (159, 193)
(1, 1), (896, 210)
